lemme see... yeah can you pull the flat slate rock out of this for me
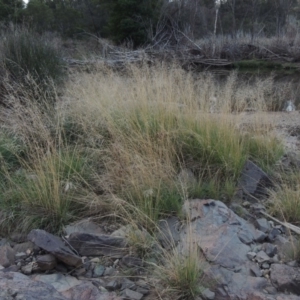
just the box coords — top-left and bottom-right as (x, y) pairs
(0, 271), (67, 300)
(28, 229), (82, 267)
(181, 199), (254, 270)
(67, 233), (127, 258)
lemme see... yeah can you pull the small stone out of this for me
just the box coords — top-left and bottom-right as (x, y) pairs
(267, 228), (280, 242)
(255, 251), (271, 264)
(261, 263), (270, 269)
(255, 218), (270, 233)
(15, 252), (27, 260)
(72, 267), (86, 276)
(262, 243), (277, 257)
(104, 266), (115, 276)
(272, 254), (280, 263)
(105, 280), (121, 291)
(0, 245), (15, 267)
(250, 265), (262, 277)
(247, 252), (256, 260)
(252, 245), (262, 252)
(89, 257), (100, 263)
(36, 254), (57, 271)
(275, 225), (286, 234)
(121, 278), (136, 290)
(262, 269), (270, 276)
(21, 263), (33, 275)
(201, 288), (215, 300)
(242, 201), (251, 208)
(93, 264), (105, 277)
(122, 288), (143, 300)
(254, 230), (267, 243)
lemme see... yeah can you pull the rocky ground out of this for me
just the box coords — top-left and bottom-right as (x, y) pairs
(1, 111), (300, 300)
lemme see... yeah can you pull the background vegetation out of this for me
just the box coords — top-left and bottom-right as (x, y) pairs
(2, 0), (300, 47)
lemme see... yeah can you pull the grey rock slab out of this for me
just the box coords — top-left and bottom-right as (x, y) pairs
(67, 232), (127, 259)
(208, 265), (272, 300)
(235, 160), (273, 202)
(0, 271), (67, 300)
(28, 229), (82, 267)
(255, 218), (270, 233)
(36, 254), (57, 270)
(64, 219), (104, 236)
(270, 263), (300, 295)
(180, 199), (252, 270)
(122, 288), (143, 300)
(157, 216), (181, 249)
(0, 245), (15, 267)
(62, 281), (122, 300)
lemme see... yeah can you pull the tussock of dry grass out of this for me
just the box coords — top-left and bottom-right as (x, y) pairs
(62, 65), (283, 223)
(0, 64), (284, 233)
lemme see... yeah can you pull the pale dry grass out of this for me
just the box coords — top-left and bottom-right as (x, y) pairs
(62, 64), (283, 222)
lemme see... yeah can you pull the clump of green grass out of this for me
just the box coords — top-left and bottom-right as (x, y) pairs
(154, 244), (206, 299)
(0, 149), (92, 234)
